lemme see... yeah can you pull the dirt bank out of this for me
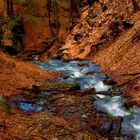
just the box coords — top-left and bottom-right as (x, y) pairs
(0, 0), (140, 139)
(0, 51), (58, 97)
(61, 0), (140, 105)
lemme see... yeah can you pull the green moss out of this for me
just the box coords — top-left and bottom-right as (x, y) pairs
(14, 0), (26, 4)
(45, 81), (80, 90)
(0, 96), (12, 115)
(24, 15), (48, 27)
(14, 0), (46, 6)
(24, 0), (47, 15)
(5, 16), (22, 29)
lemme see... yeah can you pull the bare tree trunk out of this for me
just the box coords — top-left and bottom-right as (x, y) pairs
(6, 0), (14, 16)
(47, 0), (56, 36)
(10, 0), (14, 16)
(53, 0), (60, 35)
(132, 0), (139, 13)
(3, 0), (7, 17)
(70, 0), (80, 22)
(0, 0), (6, 46)
(0, 19), (3, 46)
(7, 0), (10, 16)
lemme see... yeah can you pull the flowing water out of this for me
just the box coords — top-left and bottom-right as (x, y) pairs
(9, 59), (140, 140)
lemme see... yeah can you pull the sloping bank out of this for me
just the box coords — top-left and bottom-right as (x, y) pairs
(61, 0), (140, 105)
(0, 51), (58, 97)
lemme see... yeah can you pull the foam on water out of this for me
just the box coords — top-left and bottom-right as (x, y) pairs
(94, 95), (130, 116)
(37, 60), (110, 92)
(94, 95), (140, 139)
(94, 81), (112, 92)
(122, 109), (140, 140)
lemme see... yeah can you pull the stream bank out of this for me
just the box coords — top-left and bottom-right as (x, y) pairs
(0, 0), (140, 139)
(0, 51), (103, 139)
(59, 1), (140, 106)
(5, 59), (140, 140)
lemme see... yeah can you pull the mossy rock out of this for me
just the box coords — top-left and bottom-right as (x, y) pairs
(66, 82), (80, 90)
(45, 81), (80, 90)
(103, 79), (117, 85)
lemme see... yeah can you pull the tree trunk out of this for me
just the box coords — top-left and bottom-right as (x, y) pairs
(70, 0), (80, 22)
(132, 0), (139, 13)
(6, 0), (14, 16)
(47, 0), (56, 36)
(53, 0), (60, 35)
(7, 0), (10, 16)
(10, 0), (14, 16)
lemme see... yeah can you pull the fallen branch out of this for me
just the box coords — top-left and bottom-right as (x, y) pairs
(116, 75), (140, 88)
(17, 87), (66, 92)
(17, 87), (96, 96)
(120, 72), (140, 76)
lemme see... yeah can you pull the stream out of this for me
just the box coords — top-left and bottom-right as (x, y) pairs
(9, 59), (140, 140)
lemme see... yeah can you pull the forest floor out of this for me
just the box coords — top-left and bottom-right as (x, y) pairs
(0, 0), (140, 139)
(0, 51), (106, 139)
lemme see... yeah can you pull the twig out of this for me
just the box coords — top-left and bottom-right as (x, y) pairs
(120, 72), (140, 76)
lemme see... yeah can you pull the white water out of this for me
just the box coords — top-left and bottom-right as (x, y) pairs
(37, 60), (110, 92)
(94, 95), (130, 116)
(122, 109), (140, 139)
(28, 59), (140, 139)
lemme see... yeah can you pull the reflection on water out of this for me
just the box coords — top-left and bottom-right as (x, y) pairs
(19, 102), (44, 111)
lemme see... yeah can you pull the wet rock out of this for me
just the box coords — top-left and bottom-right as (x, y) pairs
(32, 85), (41, 94)
(67, 82), (81, 90)
(4, 46), (19, 56)
(103, 78), (117, 85)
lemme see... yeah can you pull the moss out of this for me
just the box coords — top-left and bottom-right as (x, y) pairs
(45, 81), (80, 90)
(5, 16), (22, 29)
(0, 96), (12, 115)
(14, 0), (46, 6)
(4, 16), (25, 55)
(14, 0), (26, 4)
(24, 15), (48, 27)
